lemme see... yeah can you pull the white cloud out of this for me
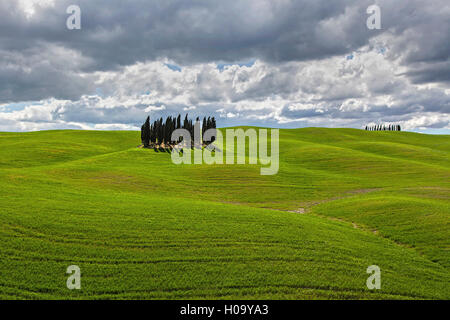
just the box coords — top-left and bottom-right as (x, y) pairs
(1, 44), (448, 132)
(144, 105), (166, 113)
(0, 0), (449, 132)
(17, 0), (55, 19)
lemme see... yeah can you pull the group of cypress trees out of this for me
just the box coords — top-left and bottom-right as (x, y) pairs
(140, 114), (216, 147)
(365, 124), (401, 131)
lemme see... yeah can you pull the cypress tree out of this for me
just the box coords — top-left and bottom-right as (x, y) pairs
(170, 116), (175, 144)
(157, 118), (163, 145)
(170, 118), (174, 143)
(140, 114), (220, 147)
(164, 117), (170, 143)
(202, 117), (207, 140)
(149, 124), (153, 143)
(173, 116), (177, 143)
(153, 120), (158, 144)
(184, 114), (189, 129)
(211, 117), (216, 142)
(143, 116), (151, 147)
(189, 119), (194, 145)
(159, 117), (164, 144)
(158, 118), (162, 143)
(152, 123), (156, 143)
(167, 117), (172, 145)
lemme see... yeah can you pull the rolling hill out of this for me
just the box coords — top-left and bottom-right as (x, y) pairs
(0, 128), (448, 299)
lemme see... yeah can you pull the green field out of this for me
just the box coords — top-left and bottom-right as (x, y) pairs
(0, 128), (448, 299)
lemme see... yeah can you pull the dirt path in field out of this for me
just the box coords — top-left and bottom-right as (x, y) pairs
(286, 188), (379, 214)
(284, 188), (437, 260)
(221, 187), (445, 268)
(285, 188), (384, 235)
(220, 188), (379, 215)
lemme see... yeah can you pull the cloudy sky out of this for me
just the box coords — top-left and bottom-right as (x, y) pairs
(1, 0), (449, 133)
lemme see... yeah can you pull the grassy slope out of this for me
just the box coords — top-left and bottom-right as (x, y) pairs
(0, 128), (448, 299)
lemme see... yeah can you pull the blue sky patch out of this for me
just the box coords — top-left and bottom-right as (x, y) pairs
(217, 60), (255, 71)
(0, 101), (39, 113)
(165, 63), (182, 72)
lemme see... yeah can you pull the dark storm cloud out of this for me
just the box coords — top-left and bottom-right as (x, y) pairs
(0, 0), (449, 131)
(401, 60), (450, 84)
(2, 0), (375, 69)
(4, 0), (446, 68)
(0, 44), (95, 102)
(15, 1), (450, 62)
(1, 0), (449, 101)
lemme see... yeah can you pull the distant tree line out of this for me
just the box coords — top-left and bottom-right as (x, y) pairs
(365, 124), (401, 131)
(140, 114), (216, 147)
